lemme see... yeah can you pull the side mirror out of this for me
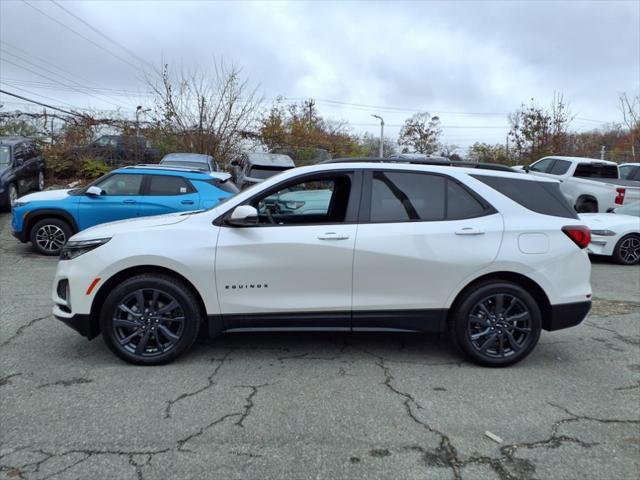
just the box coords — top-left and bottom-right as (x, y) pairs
(226, 205), (258, 227)
(230, 159), (240, 167)
(524, 165), (530, 173)
(86, 186), (103, 196)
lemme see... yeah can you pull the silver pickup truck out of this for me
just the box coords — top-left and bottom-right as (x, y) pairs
(517, 156), (640, 213)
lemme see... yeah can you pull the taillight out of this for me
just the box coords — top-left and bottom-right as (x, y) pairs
(615, 188), (626, 205)
(562, 225), (591, 249)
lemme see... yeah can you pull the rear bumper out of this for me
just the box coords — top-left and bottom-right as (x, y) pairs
(545, 301), (591, 331)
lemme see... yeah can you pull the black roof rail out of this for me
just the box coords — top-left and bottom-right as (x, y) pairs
(122, 164), (208, 174)
(322, 157), (517, 172)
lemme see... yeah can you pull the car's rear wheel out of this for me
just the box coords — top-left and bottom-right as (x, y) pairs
(575, 198), (597, 213)
(30, 218), (71, 255)
(613, 234), (640, 265)
(100, 274), (201, 365)
(449, 281), (542, 367)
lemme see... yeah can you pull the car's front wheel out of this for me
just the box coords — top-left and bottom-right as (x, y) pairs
(613, 234), (640, 265)
(30, 218), (72, 255)
(449, 280), (542, 367)
(100, 274), (202, 365)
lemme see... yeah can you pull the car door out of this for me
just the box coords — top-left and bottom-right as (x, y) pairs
(215, 170), (361, 328)
(76, 173), (143, 229)
(138, 174), (200, 216)
(22, 142), (40, 189)
(352, 170), (503, 332)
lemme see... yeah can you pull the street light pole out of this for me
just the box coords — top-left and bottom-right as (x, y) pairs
(372, 114), (384, 158)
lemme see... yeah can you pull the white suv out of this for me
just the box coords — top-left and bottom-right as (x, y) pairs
(52, 160), (593, 367)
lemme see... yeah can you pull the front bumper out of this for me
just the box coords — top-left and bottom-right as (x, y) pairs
(545, 301), (591, 331)
(53, 309), (98, 339)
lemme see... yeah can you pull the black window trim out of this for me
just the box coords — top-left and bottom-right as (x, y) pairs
(360, 169), (496, 224)
(214, 169), (363, 227)
(141, 174), (196, 196)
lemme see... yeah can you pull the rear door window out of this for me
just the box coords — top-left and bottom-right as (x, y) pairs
(147, 175), (194, 195)
(368, 171), (491, 223)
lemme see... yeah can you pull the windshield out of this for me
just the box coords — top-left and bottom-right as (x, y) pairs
(0, 146), (10, 170)
(248, 166), (289, 179)
(615, 202), (640, 217)
(160, 160), (210, 171)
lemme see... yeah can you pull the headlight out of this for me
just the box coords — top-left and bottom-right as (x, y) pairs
(13, 201), (30, 208)
(60, 238), (111, 260)
(590, 230), (616, 236)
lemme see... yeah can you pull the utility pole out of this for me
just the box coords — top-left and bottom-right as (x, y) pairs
(600, 145), (606, 160)
(372, 114), (384, 157)
(304, 99), (315, 129)
(505, 134), (510, 165)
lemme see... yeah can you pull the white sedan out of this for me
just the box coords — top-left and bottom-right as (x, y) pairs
(579, 202), (640, 265)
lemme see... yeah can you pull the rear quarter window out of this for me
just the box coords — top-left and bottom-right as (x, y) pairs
(472, 175), (578, 219)
(574, 163), (619, 179)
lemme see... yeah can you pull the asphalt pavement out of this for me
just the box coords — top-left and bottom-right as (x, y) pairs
(1, 213), (639, 480)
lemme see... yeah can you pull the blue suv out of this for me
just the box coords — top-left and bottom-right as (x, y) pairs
(11, 165), (238, 255)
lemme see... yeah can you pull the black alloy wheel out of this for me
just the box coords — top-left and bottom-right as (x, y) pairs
(450, 280), (542, 367)
(100, 274), (201, 365)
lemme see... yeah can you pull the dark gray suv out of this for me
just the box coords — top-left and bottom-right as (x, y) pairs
(0, 136), (45, 209)
(231, 152), (295, 189)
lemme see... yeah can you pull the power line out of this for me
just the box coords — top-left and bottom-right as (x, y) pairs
(50, 0), (157, 73)
(0, 88), (80, 116)
(21, 0), (147, 77)
(0, 50), (130, 108)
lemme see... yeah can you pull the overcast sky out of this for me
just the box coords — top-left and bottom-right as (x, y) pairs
(1, 0), (639, 150)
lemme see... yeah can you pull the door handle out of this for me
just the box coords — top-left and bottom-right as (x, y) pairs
(455, 227), (485, 236)
(317, 232), (350, 240)
(123, 199), (137, 204)
(181, 200), (195, 205)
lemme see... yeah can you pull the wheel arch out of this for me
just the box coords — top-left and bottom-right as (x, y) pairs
(24, 209), (79, 238)
(575, 194), (598, 212)
(89, 265), (208, 338)
(447, 271), (553, 330)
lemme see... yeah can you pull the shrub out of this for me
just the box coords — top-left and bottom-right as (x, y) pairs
(79, 158), (111, 179)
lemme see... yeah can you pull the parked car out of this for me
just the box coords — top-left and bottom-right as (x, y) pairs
(521, 156), (640, 212)
(52, 159), (592, 367)
(65, 135), (160, 164)
(579, 201), (640, 265)
(618, 163), (640, 181)
(232, 152), (295, 189)
(12, 165), (238, 255)
(159, 153), (218, 173)
(0, 136), (45, 209)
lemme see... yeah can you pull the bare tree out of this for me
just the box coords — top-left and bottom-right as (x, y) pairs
(619, 93), (639, 160)
(147, 60), (262, 167)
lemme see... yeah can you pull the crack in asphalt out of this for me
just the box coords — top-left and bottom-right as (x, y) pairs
(362, 350), (633, 480)
(37, 377), (93, 389)
(163, 350), (232, 419)
(1, 314), (51, 347)
(0, 372), (21, 387)
(583, 320), (640, 347)
(176, 382), (271, 452)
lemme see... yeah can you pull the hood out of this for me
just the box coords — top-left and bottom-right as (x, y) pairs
(578, 213), (640, 231)
(17, 188), (72, 202)
(71, 211), (191, 241)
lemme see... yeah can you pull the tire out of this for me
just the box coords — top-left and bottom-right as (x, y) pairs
(8, 183), (18, 208)
(29, 218), (72, 256)
(36, 170), (45, 191)
(449, 280), (542, 367)
(576, 198), (597, 213)
(613, 234), (640, 265)
(100, 274), (202, 365)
